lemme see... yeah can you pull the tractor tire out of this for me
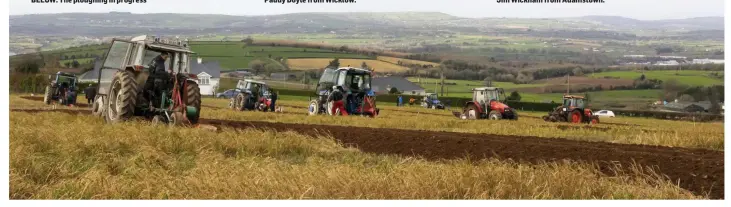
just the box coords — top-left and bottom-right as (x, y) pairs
(235, 93), (248, 111)
(184, 80), (201, 124)
(463, 104), (479, 120)
(105, 70), (138, 124)
(91, 95), (105, 117)
(591, 116), (600, 124)
(569, 110), (583, 124)
(512, 112), (519, 121)
(488, 110), (502, 120)
(43, 86), (52, 105)
(308, 100), (320, 115)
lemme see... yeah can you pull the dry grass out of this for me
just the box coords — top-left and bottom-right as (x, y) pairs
(286, 58), (409, 72)
(202, 98), (724, 151)
(10, 111), (700, 199)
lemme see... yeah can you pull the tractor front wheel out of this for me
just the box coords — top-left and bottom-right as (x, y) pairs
(43, 86), (52, 105)
(462, 104), (479, 120)
(591, 116), (600, 124)
(105, 70), (138, 124)
(184, 80), (201, 124)
(488, 110), (502, 120)
(92, 95), (105, 117)
(308, 100), (320, 115)
(569, 110), (583, 124)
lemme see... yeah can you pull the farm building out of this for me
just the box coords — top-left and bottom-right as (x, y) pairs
(371, 76), (425, 95)
(190, 58), (222, 96)
(692, 58), (725, 64)
(654, 60), (680, 66)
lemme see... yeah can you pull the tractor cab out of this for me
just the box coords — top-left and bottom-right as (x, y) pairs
(236, 79), (269, 97)
(562, 95), (587, 110)
(51, 72), (78, 91)
(473, 87), (506, 105)
(317, 67), (372, 94)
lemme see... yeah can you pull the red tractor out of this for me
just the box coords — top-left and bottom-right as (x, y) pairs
(454, 87), (518, 120)
(542, 95), (599, 124)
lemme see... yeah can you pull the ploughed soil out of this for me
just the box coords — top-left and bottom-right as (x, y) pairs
(20, 96), (90, 108)
(10, 103), (724, 199)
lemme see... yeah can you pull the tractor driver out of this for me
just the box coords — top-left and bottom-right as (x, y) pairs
(144, 52), (171, 107)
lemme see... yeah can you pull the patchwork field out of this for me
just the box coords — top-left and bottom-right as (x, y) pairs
(9, 94), (723, 199)
(589, 70), (724, 86)
(287, 58), (409, 72)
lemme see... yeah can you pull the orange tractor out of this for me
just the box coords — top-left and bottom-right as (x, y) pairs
(542, 95), (599, 124)
(453, 87), (518, 120)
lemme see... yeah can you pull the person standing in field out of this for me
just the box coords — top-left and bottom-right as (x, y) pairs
(269, 88), (278, 112)
(84, 84), (96, 105)
(328, 86), (348, 116)
(397, 95), (403, 107)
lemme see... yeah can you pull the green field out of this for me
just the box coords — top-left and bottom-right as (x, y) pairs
(189, 42), (372, 70)
(406, 77), (546, 92)
(589, 70), (723, 86)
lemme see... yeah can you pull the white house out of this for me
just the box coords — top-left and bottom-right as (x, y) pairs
(190, 58), (222, 96)
(692, 58), (725, 64)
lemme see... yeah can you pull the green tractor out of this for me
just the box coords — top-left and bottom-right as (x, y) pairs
(92, 35), (201, 125)
(43, 72), (78, 106)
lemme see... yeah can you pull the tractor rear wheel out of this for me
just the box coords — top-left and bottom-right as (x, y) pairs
(236, 93), (248, 111)
(569, 110), (583, 124)
(184, 80), (201, 124)
(43, 86), (52, 105)
(463, 104), (479, 120)
(308, 100), (320, 115)
(105, 70), (138, 124)
(488, 110), (502, 120)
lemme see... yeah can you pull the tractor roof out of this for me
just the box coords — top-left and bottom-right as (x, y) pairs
(334, 67), (372, 73)
(56, 71), (77, 77)
(563, 95), (585, 99)
(125, 35), (195, 54)
(472, 87), (502, 91)
(244, 79), (266, 85)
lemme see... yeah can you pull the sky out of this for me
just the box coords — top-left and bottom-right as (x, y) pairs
(9, 0), (725, 20)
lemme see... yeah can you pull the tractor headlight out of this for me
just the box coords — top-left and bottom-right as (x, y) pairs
(562, 108), (567, 112)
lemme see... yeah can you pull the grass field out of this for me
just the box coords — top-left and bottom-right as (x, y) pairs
(287, 58), (409, 72)
(181, 42), (376, 70)
(10, 94), (720, 199)
(589, 70), (724, 86)
(377, 56), (439, 67)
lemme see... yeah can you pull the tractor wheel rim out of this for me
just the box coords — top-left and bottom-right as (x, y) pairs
(108, 81), (121, 120)
(468, 109), (476, 119)
(572, 112), (580, 123)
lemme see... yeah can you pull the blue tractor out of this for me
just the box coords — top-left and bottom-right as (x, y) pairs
(43, 72), (78, 106)
(421, 93), (445, 110)
(230, 79), (271, 111)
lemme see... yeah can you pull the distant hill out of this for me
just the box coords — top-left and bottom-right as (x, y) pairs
(9, 12), (723, 37)
(578, 16), (724, 31)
